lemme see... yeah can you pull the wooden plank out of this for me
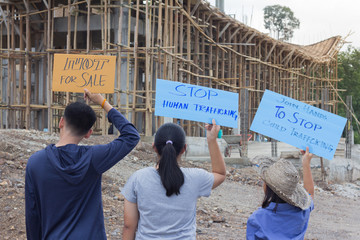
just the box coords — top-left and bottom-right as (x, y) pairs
(230, 27), (240, 40)
(189, 0), (200, 16)
(240, 31), (251, 42)
(218, 22), (231, 39)
(245, 31), (257, 44)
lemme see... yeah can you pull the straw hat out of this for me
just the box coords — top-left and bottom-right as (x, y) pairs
(251, 156), (311, 210)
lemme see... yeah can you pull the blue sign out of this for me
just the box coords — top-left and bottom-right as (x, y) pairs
(250, 90), (346, 160)
(155, 79), (239, 128)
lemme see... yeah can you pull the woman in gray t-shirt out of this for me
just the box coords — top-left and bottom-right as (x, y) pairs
(121, 120), (226, 239)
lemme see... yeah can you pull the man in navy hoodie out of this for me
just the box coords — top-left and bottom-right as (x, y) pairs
(25, 89), (140, 239)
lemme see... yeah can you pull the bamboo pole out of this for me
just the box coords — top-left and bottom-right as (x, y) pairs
(169, 0), (174, 81)
(178, 3), (183, 83)
(163, 0), (168, 80)
(6, 4), (10, 128)
(150, 0), (157, 130)
(0, 0), (345, 136)
(145, 0), (152, 136)
(47, 0), (52, 132)
(0, 20), (3, 129)
(25, 0), (31, 129)
(208, 18), (213, 86)
(35, 56), (40, 129)
(117, 0), (123, 110)
(42, 22), (47, 130)
(125, 0), (131, 119)
(86, 0), (90, 52)
(19, 12), (25, 129)
(186, 0), (191, 134)
(102, 0), (108, 136)
(131, 0), (140, 125)
(73, 3), (78, 50)
(10, 5), (15, 128)
(173, 4), (179, 82)
(157, 0), (163, 82)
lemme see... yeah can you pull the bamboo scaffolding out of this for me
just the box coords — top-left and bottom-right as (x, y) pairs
(0, 0), (345, 137)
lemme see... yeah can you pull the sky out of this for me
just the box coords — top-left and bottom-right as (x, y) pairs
(208, 0), (360, 50)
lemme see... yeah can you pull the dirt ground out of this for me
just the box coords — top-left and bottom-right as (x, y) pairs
(0, 129), (359, 239)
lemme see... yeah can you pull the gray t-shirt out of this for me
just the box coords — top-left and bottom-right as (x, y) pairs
(121, 167), (214, 240)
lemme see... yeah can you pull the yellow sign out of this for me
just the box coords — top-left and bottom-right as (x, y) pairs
(52, 54), (116, 93)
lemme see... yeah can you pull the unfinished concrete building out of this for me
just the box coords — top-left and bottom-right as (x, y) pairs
(0, 0), (345, 140)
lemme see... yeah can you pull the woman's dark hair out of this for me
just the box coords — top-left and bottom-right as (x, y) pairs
(64, 102), (96, 137)
(262, 184), (286, 212)
(154, 123), (186, 197)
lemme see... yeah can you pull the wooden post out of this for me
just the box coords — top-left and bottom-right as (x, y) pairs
(19, 12), (25, 129)
(25, 0), (31, 129)
(163, 0), (169, 79)
(345, 95), (352, 159)
(145, 0), (152, 136)
(87, 0), (91, 53)
(186, 0), (191, 135)
(125, 0), (131, 119)
(0, 20), (2, 129)
(131, 0), (140, 128)
(11, 5), (16, 128)
(240, 88), (249, 158)
(35, 55), (40, 129)
(320, 88), (329, 181)
(73, 2), (78, 50)
(173, 3), (179, 82)
(66, 0), (71, 104)
(6, 4), (10, 128)
(102, 0), (108, 136)
(117, 0), (123, 110)
(47, 0), (53, 132)
(42, 22), (47, 130)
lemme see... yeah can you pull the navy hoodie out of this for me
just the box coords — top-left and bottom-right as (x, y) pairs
(25, 108), (140, 240)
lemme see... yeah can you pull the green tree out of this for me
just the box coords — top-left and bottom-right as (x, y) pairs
(338, 46), (360, 143)
(263, 5), (300, 41)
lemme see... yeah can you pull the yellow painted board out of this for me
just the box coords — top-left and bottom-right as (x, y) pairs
(52, 54), (116, 93)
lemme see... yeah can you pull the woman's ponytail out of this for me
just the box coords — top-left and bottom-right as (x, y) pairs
(158, 143), (184, 196)
(154, 123), (186, 197)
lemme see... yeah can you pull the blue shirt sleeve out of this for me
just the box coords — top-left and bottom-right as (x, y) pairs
(91, 108), (140, 174)
(25, 166), (42, 240)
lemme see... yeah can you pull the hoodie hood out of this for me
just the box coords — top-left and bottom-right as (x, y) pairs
(45, 144), (93, 185)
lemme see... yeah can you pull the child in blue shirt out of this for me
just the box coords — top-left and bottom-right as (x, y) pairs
(247, 147), (314, 240)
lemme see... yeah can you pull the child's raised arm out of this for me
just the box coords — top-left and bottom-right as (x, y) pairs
(301, 147), (314, 197)
(205, 119), (226, 189)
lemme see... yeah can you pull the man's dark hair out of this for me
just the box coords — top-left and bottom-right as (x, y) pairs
(64, 102), (96, 137)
